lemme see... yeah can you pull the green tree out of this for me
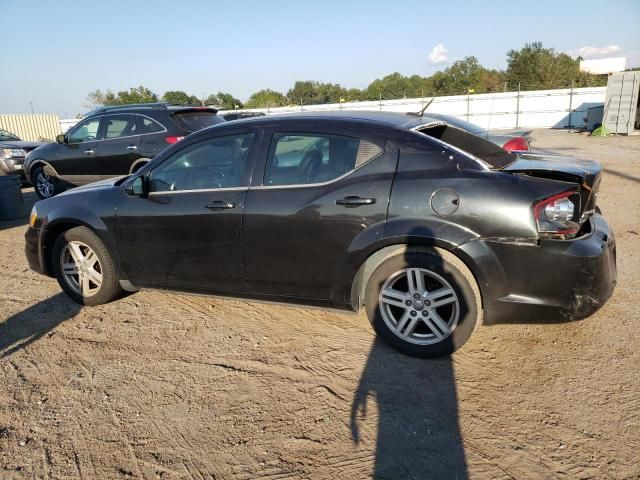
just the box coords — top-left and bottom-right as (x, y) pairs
(505, 42), (606, 90)
(286, 81), (348, 105)
(162, 90), (196, 105)
(206, 92), (243, 110)
(344, 88), (365, 101)
(86, 86), (158, 106)
(245, 89), (287, 108)
(364, 73), (433, 100)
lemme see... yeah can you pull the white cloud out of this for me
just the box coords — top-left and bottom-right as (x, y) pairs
(428, 44), (448, 65)
(577, 45), (620, 58)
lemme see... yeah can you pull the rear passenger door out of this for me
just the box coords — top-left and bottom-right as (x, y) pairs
(137, 114), (167, 159)
(95, 114), (141, 176)
(243, 127), (397, 303)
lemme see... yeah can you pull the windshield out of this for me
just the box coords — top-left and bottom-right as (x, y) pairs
(0, 129), (20, 141)
(171, 111), (225, 132)
(425, 114), (487, 136)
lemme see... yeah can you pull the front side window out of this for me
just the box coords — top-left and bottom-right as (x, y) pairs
(264, 132), (381, 186)
(68, 117), (101, 143)
(150, 133), (254, 192)
(103, 114), (138, 139)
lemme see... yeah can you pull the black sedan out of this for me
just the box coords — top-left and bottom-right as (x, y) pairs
(24, 111), (616, 358)
(0, 129), (45, 181)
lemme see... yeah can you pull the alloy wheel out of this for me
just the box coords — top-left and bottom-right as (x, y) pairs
(35, 171), (54, 198)
(60, 241), (103, 297)
(378, 268), (460, 345)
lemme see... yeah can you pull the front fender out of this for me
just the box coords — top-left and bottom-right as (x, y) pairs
(37, 191), (127, 282)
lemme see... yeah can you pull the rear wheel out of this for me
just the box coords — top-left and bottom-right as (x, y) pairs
(52, 227), (122, 306)
(365, 248), (481, 358)
(32, 166), (62, 199)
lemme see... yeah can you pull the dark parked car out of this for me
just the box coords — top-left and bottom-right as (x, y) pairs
(24, 103), (225, 199)
(0, 129), (45, 181)
(24, 111), (616, 358)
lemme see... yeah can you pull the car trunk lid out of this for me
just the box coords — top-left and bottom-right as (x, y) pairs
(502, 153), (602, 221)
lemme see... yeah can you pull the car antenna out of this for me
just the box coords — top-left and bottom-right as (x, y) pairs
(408, 97), (435, 117)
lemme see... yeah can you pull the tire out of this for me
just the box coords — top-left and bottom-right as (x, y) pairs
(364, 247), (482, 358)
(51, 226), (123, 306)
(32, 165), (62, 199)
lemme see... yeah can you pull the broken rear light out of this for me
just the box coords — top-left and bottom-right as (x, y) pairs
(503, 136), (529, 152)
(534, 190), (581, 238)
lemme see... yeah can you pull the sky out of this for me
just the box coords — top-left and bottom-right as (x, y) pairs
(1, 0), (639, 117)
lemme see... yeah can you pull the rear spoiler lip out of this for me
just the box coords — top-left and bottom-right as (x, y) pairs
(169, 106), (219, 114)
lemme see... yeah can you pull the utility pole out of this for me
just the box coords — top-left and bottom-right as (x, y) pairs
(29, 101), (34, 114)
(466, 91), (470, 122)
(515, 82), (521, 129)
(567, 80), (574, 128)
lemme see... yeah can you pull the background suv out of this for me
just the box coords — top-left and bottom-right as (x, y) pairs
(24, 103), (225, 198)
(0, 128), (45, 182)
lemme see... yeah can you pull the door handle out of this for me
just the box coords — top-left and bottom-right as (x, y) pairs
(84, 149), (95, 155)
(205, 200), (236, 210)
(126, 145), (138, 151)
(336, 196), (376, 207)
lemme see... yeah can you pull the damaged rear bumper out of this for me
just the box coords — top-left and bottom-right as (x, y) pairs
(456, 213), (617, 324)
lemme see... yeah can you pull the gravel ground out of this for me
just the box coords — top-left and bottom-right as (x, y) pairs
(1, 129), (639, 480)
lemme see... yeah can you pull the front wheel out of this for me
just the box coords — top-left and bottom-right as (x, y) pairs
(365, 248), (482, 358)
(32, 166), (62, 199)
(52, 227), (123, 306)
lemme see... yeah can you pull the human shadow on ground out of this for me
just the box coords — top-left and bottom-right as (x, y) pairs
(0, 293), (81, 358)
(351, 338), (468, 480)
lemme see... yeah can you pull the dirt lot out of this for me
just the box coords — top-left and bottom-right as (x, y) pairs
(1, 129), (639, 480)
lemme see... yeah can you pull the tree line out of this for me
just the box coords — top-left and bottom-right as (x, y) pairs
(86, 42), (606, 111)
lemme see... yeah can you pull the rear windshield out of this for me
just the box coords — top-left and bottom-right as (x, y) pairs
(416, 123), (516, 170)
(171, 111), (225, 132)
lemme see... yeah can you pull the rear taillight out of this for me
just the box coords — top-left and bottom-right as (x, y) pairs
(165, 136), (184, 144)
(534, 191), (580, 238)
(503, 136), (529, 152)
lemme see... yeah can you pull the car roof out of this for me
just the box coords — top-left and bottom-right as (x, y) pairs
(84, 103), (219, 117)
(219, 110), (434, 130)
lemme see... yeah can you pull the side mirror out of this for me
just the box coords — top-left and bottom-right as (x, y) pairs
(56, 134), (67, 144)
(126, 175), (148, 196)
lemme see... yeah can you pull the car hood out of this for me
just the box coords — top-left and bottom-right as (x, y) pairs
(57, 176), (128, 197)
(0, 140), (45, 151)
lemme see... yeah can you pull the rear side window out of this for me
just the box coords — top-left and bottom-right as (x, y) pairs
(103, 114), (138, 139)
(264, 132), (382, 186)
(171, 112), (225, 132)
(137, 115), (165, 134)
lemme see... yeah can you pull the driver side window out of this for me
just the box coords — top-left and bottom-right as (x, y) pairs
(68, 117), (102, 143)
(150, 133), (255, 192)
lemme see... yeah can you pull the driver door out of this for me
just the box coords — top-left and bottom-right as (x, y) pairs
(55, 116), (102, 184)
(115, 130), (258, 292)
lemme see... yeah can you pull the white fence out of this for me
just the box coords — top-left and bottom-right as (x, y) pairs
(224, 86), (606, 131)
